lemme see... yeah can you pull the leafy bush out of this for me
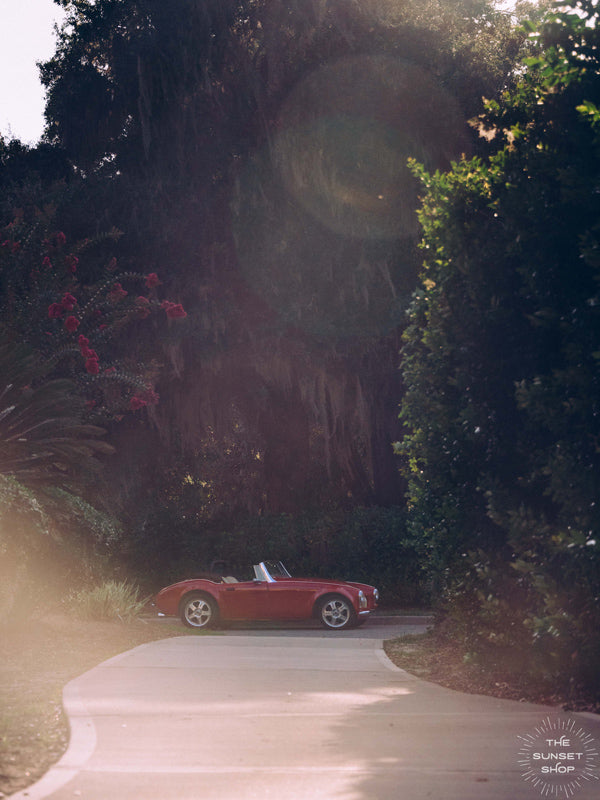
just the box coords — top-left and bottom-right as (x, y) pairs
(68, 580), (147, 622)
(0, 466), (126, 622)
(434, 535), (600, 700)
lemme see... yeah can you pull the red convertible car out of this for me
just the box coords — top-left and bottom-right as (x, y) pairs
(155, 560), (379, 630)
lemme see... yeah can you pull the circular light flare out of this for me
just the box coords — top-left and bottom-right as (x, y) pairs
(272, 54), (469, 240)
(231, 54), (470, 335)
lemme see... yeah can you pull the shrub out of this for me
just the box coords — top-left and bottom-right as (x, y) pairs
(68, 579), (147, 622)
(436, 543), (600, 700)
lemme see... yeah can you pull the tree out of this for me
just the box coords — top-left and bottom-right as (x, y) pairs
(35, 0), (528, 515)
(399, 1), (600, 692)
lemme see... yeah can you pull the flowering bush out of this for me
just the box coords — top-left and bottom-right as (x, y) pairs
(0, 211), (187, 420)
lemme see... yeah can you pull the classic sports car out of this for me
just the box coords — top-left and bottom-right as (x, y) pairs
(155, 560), (379, 630)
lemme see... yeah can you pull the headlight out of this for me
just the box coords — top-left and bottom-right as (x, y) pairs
(374, 589), (379, 603)
(358, 590), (367, 609)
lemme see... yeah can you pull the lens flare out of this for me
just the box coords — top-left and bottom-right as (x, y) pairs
(232, 55), (468, 336)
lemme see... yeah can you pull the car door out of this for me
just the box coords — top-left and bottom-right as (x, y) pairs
(263, 579), (315, 620)
(218, 579), (270, 620)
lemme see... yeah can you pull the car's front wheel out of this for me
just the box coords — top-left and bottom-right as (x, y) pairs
(318, 595), (357, 630)
(179, 593), (219, 629)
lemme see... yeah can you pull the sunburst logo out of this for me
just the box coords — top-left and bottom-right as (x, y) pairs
(517, 716), (599, 797)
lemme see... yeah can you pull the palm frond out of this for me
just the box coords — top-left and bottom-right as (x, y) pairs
(0, 340), (114, 485)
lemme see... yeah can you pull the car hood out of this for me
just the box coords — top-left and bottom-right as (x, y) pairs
(275, 577), (376, 592)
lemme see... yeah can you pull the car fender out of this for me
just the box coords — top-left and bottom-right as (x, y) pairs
(177, 586), (220, 612)
(156, 579), (220, 616)
(311, 586), (358, 617)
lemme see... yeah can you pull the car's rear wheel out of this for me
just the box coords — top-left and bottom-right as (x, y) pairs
(179, 593), (219, 629)
(318, 595), (356, 630)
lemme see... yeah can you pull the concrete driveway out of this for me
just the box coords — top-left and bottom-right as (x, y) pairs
(153, 613), (433, 639)
(11, 623), (600, 800)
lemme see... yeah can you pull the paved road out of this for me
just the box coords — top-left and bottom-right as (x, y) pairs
(10, 622), (600, 800)
(150, 613), (433, 639)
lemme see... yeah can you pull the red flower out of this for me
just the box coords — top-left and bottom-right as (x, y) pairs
(138, 387), (159, 405)
(85, 358), (100, 375)
(144, 272), (161, 289)
(146, 389), (159, 405)
(54, 231), (67, 247)
(65, 254), (79, 273)
(167, 303), (187, 319)
(130, 396), (147, 410)
(104, 366), (116, 374)
(108, 282), (128, 302)
(78, 335), (98, 359)
(162, 300), (187, 319)
(86, 400), (97, 410)
(64, 315), (80, 332)
(48, 303), (64, 319)
(62, 293), (77, 311)
(42, 256), (52, 269)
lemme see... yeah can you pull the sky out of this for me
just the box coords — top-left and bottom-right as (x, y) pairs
(0, 0), (66, 144)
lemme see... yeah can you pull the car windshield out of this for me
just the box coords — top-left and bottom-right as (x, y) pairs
(256, 560), (292, 580)
(264, 560), (292, 578)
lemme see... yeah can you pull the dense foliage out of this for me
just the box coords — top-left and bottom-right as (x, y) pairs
(33, 0), (525, 517)
(0, 140), (185, 613)
(0, 2), (549, 613)
(399, 1), (600, 695)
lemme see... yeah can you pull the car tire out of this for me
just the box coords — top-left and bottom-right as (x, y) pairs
(179, 592), (219, 629)
(318, 595), (357, 630)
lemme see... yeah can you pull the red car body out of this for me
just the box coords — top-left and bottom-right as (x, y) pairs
(155, 560), (379, 630)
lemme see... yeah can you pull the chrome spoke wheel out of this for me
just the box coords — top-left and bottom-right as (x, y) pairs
(180, 594), (217, 629)
(319, 596), (355, 630)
